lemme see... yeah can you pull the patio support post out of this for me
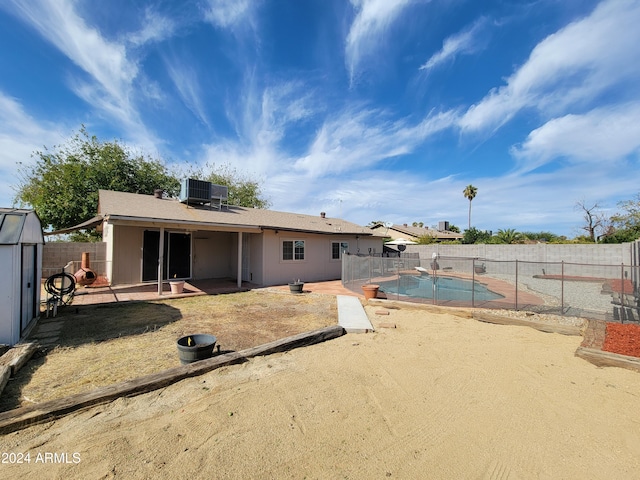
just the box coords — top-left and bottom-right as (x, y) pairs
(158, 226), (165, 296)
(237, 231), (243, 288)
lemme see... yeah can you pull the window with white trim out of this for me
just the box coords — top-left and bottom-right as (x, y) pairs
(283, 240), (305, 261)
(331, 241), (349, 259)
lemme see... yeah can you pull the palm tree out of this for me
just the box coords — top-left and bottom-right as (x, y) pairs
(496, 228), (521, 244)
(463, 184), (478, 229)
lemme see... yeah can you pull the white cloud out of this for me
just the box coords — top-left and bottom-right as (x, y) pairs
(6, 0), (137, 108)
(203, 0), (254, 29)
(459, 0), (640, 133)
(2, 0), (167, 149)
(511, 103), (640, 172)
(345, 0), (413, 84)
(419, 17), (487, 72)
(165, 59), (210, 128)
(0, 92), (67, 207)
(126, 8), (176, 47)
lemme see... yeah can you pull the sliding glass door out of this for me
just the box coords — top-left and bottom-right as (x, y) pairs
(142, 230), (191, 281)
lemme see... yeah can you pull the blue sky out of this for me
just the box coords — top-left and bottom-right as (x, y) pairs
(1, 0), (639, 237)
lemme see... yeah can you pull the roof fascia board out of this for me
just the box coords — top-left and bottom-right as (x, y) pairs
(260, 226), (373, 236)
(105, 215), (262, 233)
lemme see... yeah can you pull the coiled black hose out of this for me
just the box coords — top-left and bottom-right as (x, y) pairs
(44, 272), (76, 302)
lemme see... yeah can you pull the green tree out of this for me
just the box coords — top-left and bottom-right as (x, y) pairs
(416, 233), (437, 244)
(462, 227), (492, 244)
(197, 163), (270, 209)
(600, 194), (640, 243)
(463, 184), (478, 229)
(15, 127), (180, 239)
(447, 224), (461, 233)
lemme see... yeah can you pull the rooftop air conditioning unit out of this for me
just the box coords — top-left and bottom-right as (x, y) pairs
(438, 221), (450, 231)
(211, 184), (228, 201)
(180, 178), (212, 204)
(210, 184), (228, 210)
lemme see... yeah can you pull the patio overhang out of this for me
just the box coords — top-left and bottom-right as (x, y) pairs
(104, 215), (262, 233)
(44, 215), (104, 236)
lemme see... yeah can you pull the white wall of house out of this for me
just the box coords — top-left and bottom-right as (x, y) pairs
(111, 224), (142, 285)
(248, 233), (264, 285)
(103, 222), (383, 287)
(261, 231), (383, 286)
(193, 231), (235, 279)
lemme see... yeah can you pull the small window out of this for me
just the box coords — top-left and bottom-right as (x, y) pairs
(283, 240), (305, 261)
(332, 242), (349, 259)
(0, 214), (25, 244)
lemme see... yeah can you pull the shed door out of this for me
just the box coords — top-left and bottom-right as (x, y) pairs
(21, 245), (36, 333)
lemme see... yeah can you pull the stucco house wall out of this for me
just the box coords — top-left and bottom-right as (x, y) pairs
(261, 231), (375, 285)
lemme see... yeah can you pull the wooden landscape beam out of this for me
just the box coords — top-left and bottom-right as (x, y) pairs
(575, 347), (640, 373)
(0, 325), (345, 435)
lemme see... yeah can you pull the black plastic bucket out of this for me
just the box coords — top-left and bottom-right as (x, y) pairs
(176, 334), (217, 364)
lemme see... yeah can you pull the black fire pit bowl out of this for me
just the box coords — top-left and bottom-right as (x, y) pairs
(176, 334), (217, 364)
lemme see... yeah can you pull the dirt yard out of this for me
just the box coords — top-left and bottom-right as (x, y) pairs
(0, 290), (336, 410)
(1, 303), (639, 479)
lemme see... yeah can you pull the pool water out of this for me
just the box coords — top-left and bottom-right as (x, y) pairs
(379, 275), (504, 302)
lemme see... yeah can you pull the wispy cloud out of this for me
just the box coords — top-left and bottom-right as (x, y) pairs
(0, 92), (67, 205)
(419, 17), (488, 72)
(459, 0), (640, 134)
(165, 58), (210, 128)
(1, 0), (162, 145)
(5, 0), (136, 109)
(345, 0), (413, 84)
(126, 7), (176, 47)
(202, 0), (255, 29)
(511, 103), (640, 172)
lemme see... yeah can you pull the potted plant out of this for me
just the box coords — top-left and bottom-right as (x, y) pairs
(169, 274), (185, 294)
(289, 279), (304, 294)
(361, 284), (380, 299)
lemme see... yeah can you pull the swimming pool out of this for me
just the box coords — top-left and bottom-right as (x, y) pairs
(379, 275), (504, 302)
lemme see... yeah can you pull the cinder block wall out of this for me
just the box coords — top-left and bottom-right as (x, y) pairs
(407, 243), (633, 265)
(42, 242), (107, 279)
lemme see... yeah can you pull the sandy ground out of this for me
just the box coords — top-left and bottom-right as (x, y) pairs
(1, 306), (639, 479)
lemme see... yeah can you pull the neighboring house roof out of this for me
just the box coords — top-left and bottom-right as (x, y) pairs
(371, 223), (463, 241)
(98, 190), (383, 236)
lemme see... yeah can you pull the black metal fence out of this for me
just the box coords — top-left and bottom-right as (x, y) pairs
(342, 253), (640, 323)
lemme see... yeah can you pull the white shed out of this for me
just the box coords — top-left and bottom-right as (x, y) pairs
(0, 209), (44, 346)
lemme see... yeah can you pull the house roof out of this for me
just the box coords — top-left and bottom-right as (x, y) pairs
(98, 190), (383, 236)
(371, 223), (463, 241)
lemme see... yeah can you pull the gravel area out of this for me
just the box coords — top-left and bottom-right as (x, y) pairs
(490, 273), (613, 315)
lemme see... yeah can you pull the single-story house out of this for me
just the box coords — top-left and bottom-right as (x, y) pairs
(78, 189), (385, 289)
(371, 223), (463, 243)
